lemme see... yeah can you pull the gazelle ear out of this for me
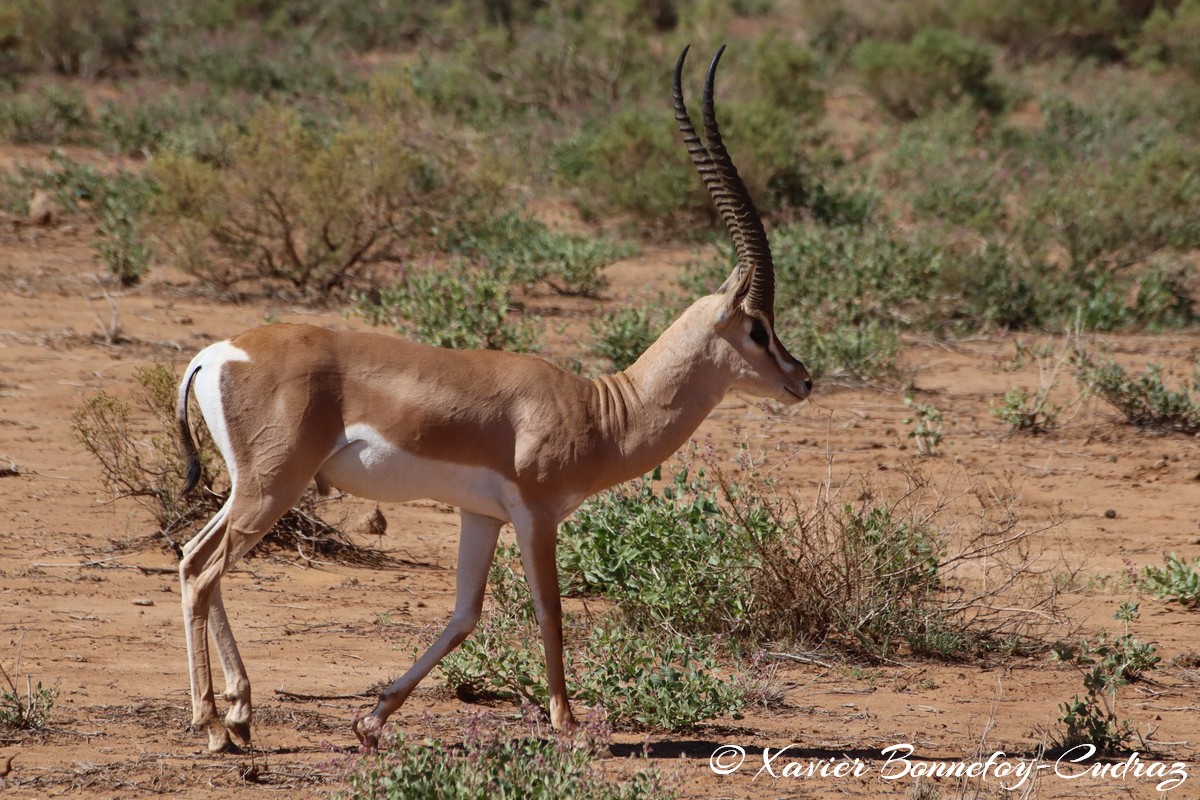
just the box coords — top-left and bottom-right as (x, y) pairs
(714, 262), (754, 328)
(723, 260), (754, 304)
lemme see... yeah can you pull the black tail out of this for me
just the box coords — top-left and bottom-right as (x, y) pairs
(177, 363), (203, 496)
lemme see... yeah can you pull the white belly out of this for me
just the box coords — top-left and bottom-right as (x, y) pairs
(317, 423), (514, 521)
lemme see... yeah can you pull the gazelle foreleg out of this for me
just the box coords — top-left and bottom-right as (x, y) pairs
(515, 511), (577, 731)
(353, 510), (502, 748)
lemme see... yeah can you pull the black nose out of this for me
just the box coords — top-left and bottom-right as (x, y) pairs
(803, 377), (813, 393)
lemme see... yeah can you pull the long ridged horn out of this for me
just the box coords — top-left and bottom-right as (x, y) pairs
(700, 46), (776, 319)
(673, 46), (744, 261)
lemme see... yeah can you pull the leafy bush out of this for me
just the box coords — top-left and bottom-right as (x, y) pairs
(0, 665), (57, 731)
(0, 85), (92, 144)
(852, 28), (1004, 119)
(140, 10), (352, 98)
(95, 173), (155, 285)
(1138, 0), (1200, 74)
(956, 0), (1158, 61)
(449, 212), (633, 298)
(1076, 355), (1200, 434)
(1025, 136), (1200, 273)
(340, 713), (672, 800)
(1141, 554), (1200, 606)
(359, 262), (540, 352)
(151, 104), (503, 296)
(589, 305), (668, 371)
(993, 387), (1060, 435)
(561, 459), (1062, 661)
(3, 0), (141, 77)
(440, 544), (748, 730)
(886, 105), (1012, 231)
(1050, 603), (1160, 752)
(0, 151), (107, 216)
(96, 88), (244, 158)
(0, 153), (156, 283)
(557, 109), (707, 231)
(411, 0), (664, 124)
(560, 466), (772, 636)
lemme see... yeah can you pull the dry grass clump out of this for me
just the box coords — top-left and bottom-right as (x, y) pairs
(72, 363), (392, 566)
(722, 462), (1072, 659)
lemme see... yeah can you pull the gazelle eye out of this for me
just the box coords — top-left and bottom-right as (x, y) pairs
(749, 321), (769, 347)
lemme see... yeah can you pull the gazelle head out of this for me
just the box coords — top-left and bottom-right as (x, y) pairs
(674, 45), (812, 405)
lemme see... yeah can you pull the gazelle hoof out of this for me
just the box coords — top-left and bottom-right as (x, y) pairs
(206, 724), (234, 753)
(352, 714), (382, 752)
(226, 718), (252, 749)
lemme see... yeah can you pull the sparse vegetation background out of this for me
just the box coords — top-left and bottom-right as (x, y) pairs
(4, 0), (1200, 796)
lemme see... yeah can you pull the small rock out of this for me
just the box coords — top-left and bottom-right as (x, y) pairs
(132, 598), (155, 607)
(29, 190), (56, 226)
(356, 507), (387, 537)
(1104, 509), (1117, 519)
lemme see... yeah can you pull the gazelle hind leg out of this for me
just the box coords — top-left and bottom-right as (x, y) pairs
(180, 487), (305, 751)
(353, 511), (502, 748)
(180, 501), (234, 752)
(210, 529), (265, 746)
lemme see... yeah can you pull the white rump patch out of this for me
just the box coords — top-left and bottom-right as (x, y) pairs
(188, 340), (251, 483)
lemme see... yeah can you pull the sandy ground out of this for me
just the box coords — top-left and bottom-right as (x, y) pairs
(1, 206), (1199, 799)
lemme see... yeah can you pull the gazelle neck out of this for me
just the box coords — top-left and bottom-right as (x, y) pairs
(588, 297), (732, 491)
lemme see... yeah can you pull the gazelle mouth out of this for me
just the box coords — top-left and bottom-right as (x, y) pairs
(783, 385), (810, 402)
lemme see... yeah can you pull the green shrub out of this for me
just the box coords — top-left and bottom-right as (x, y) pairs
(560, 466), (773, 636)
(852, 28), (1004, 119)
(0, 85), (92, 144)
(0, 153), (155, 283)
(557, 109), (707, 230)
(589, 305), (668, 371)
(1050, 603), (1160, 752)
(573, 623), (747, 730)
(993, 387), (1061, 435)
(5, 0), (141, 77)
(749, 30), (824, 115)
(340, 714), (672, 800)
(359, 262), (540, 352)
(0, 152), (104, 216)
(956, 0), (1156, 61)
(449, 212), (632, 297)
(141, 16), (352, 98)
(440, 543), (748, 730)
(887, 106), (1011, 230)
(1138, 0), (1200, 74)
(413, 0), (663, 123)
(0, 665), (57, 731)
(95, 173), (155, 286)
(95, 89), (233, 157)
(781, 316), (902, 382)
(1076, 355), (1200, 434)
(1141, 554), (1200, 606)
